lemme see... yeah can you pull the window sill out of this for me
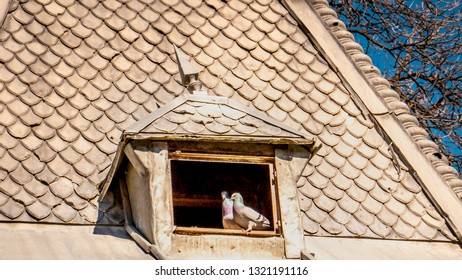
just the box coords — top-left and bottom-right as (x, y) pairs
(174, 226), (280, 237)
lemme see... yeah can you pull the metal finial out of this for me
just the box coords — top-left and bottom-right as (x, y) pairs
(174, 45), (203, 94)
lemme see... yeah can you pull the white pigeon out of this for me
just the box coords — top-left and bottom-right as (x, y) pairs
(230, 192), (271, 232)
(221, 191), (241, 230)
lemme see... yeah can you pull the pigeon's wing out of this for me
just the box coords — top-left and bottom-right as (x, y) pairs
(232, 208), (250, 229)
(234, 205), (271, 231)
(242, 206), (270, 229)
(240, 206), (266, 222)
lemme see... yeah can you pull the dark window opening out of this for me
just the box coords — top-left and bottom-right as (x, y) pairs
(170, 158), (277, 233)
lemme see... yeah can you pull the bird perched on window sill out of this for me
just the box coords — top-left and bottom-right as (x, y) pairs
(231, 192), (271, 232)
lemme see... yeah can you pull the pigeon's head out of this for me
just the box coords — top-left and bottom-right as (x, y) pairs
(230, 192), (244, 204)
(221, 191), (229, 200)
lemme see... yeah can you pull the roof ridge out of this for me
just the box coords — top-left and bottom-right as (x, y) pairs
(307, 0), (462, 199)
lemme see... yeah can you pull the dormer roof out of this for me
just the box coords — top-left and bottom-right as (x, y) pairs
(126, 93), (314, 141)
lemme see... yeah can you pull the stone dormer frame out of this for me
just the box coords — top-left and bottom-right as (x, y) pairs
(121, 140), (312, 259)
(100, 93), (319, 259)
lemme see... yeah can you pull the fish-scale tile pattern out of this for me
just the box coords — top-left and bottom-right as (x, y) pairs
(0, 0), (456, 241)
(298, 86), (455, 241)
(0, 0), (157, 225)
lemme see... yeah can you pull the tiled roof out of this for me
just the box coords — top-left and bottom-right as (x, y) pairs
(0, 0), (458, 241)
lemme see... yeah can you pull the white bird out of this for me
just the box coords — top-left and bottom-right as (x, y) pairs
(231, 192), (271, 232)
(221, 191), (241, 229)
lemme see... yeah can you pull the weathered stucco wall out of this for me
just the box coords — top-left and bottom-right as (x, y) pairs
(170, 234), (285, 259)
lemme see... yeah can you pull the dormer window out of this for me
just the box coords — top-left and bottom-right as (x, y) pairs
(99, 92), (318, 259)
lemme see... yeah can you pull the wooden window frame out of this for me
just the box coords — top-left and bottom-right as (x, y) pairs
(168, 151), (281, 237)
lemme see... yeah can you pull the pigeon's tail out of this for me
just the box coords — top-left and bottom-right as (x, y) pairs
(258, 214), (271, 228)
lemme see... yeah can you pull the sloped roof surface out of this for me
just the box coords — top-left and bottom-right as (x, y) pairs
(306, 236), (462, 260)
(0, 223), (153, 259)
(143, 99), (295, 137)
(0, 0), (458, 241)
(127, 93), (312, 139)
